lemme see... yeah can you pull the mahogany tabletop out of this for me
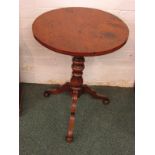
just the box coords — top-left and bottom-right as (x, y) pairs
(32, 7), (129, 56)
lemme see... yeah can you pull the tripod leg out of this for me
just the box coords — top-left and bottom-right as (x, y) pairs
(66, 90), (79, 143)
(83, 85), (110, 105)
(44, 82), (70, 97)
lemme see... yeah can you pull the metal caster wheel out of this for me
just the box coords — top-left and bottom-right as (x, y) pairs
(103, 98), (110, 105)
(44, 91), (50, 97)
(66, 136), (73, 143)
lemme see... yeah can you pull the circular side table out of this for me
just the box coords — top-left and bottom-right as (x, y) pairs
(32, 7), (129, 143)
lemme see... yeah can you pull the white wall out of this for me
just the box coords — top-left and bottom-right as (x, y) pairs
(20, 0), (135, 87)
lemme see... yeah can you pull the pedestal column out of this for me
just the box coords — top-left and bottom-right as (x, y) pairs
(66, 57), (85, 143)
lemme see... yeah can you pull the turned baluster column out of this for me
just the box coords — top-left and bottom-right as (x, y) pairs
(70, 57), (85, 93)
(66, 57), (85, 143)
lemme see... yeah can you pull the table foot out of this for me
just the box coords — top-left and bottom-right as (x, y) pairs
(43, 82), (70, 97)
(66, 136), (73, 143)
(83, 85), (110, 105)
(66, 90), (78, 143)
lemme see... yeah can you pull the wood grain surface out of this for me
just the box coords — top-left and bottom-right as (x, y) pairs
(32, 7), (129, 56)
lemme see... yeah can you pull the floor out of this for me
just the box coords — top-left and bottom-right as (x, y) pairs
(20, 83), (135, 155)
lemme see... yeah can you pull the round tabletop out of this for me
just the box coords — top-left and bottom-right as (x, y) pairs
(32, 7), (129, 56)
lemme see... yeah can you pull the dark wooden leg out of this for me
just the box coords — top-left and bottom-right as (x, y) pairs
(66, 57), (85, 143)
(83, 85), (110, 105)
(44, 82), (70, 97)
(19, 83), (23, 116)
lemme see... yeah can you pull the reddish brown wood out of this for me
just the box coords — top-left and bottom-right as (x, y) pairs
(83, 85), (110, 105)
(43, 57), (110, 142)
(70, 57), (85, 94)
(66, 90), (79, 143)
(33, 7), (129, 143)
(32, 7), (129, 57)
(44, 82), (70, 97)
(66, 57), (85, 142)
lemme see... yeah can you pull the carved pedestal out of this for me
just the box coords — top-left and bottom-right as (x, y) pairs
(44, 56), (110, 143)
